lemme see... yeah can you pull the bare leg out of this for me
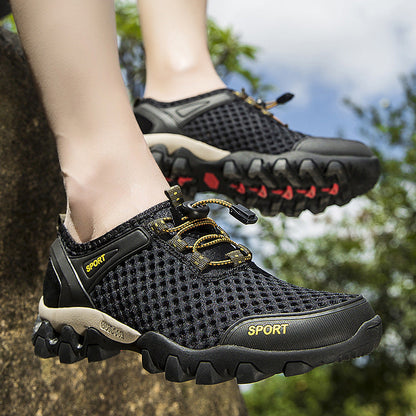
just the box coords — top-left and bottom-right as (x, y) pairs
(11, 0), (168, 242)
(138, 0), (225, 101)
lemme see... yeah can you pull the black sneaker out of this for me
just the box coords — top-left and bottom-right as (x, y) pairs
(33, 186), (382, 384)
(134, 88), (380, 217)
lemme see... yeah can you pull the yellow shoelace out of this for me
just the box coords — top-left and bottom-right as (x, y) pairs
(150, 198), (253, 270)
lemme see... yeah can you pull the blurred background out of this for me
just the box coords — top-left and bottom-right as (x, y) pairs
(1, 0), (416, 415)
(207, 2), (416, 414)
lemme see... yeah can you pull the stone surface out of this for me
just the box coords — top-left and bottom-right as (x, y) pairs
(0, 27), (248, 416)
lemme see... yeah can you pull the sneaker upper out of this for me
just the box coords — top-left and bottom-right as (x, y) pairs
(43, 189), (364, 351)
(134, 88), (371, 157)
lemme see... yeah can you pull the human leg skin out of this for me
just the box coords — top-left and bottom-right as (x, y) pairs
(138, 0), (225, 101)
(11, 0), (168, 242)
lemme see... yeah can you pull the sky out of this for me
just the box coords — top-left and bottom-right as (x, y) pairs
(208, 0), (416, 247)
(208, 0), (416, 139)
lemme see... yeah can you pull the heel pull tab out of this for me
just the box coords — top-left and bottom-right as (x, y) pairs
(165, 185), (184, 207)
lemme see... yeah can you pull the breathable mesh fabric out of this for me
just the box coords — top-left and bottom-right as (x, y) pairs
(59, 200), (356, 350)
(142, 89), (306, 155)
(181, 98), (305, 154)
(90, 248), (355, 349)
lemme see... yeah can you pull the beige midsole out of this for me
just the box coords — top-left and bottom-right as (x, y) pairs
(39, 297), (140, 344)
(144, 133), (230, 162)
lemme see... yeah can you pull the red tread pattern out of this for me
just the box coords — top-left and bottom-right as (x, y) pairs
(257, 185), (268, 199)
(282, 186), (293, 200)
(329, 183), (339, 195)
(305, 186), (316, 199)
(177, 177), (193, 186)
(203, 172), (220, 190)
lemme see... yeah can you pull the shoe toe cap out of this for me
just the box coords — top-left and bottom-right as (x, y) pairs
(220, 296), (377, 351)
(294, 137), (374, 157)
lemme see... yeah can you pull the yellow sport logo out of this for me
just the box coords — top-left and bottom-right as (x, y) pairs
(85, 253), (106, 273)
(247, 323), (289, 336)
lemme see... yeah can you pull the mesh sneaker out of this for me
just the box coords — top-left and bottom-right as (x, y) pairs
(33, 186), (382, 384)
(134, 88), (380, 217)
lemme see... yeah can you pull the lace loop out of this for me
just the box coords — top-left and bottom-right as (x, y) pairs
(154, 196), (254, 270)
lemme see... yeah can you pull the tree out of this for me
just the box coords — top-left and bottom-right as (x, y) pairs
(244, 74), (416, 416)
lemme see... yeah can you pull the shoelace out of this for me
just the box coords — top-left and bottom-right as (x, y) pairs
(234, 88), (294, 126)
(150, 188), (257, 270)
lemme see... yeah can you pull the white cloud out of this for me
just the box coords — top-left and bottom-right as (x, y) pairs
(208, 0), (416, 102)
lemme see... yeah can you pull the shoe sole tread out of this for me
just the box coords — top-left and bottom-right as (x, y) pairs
(32, 315), (382, 385)
(151, 145), (380, 217)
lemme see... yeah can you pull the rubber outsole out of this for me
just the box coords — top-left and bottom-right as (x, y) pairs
(32, 315), (382, 385)
(150, 145), (380, 217)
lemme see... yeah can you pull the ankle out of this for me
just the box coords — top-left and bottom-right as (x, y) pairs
(62, 159), (168, 243)
(144, 64), (225, 102)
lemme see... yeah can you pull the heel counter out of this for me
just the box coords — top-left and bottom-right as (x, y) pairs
(49, 238), (94, 308)
(133, 102), (181, 134)
(43, 259), (61, 307)
(134, 111), (154, 134)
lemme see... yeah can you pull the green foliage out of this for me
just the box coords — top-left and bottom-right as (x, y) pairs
(244, 74), (416, 416)
(0, 14), (16, 32)
(115, 1), (144, 99)
(115, 0), (269, 98)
